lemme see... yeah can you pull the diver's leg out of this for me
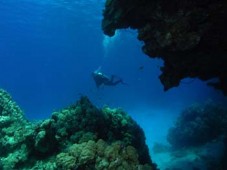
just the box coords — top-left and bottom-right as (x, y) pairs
(106, 75), (127, 86)
(112, 79), (123, 86)
(110, 75), (120, 85)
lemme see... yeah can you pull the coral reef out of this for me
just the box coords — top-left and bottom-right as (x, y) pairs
(0, 89), (157, 170)
(167, 101), (227, 148)
(166, 101), (227, 169)
(0, 89), (34, 169)
(102, 0), (227, 95)
(56, 139), (153, 170)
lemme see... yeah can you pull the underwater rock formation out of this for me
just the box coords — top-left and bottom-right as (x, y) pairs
(166, 101), (227, 169)
(0, 89), (157, 170)
(56, 139), (153, 170)
(102, 0), (227, 95)
(167, 101), (227, 148)
(0, 89), (34, 169)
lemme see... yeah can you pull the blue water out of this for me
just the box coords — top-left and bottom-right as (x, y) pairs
(0, 0), (226, 167)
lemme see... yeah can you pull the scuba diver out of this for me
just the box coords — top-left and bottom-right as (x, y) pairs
(92, 68), (127, 88)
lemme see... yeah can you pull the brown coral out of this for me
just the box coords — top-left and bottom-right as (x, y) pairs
(56, 139), (154, 170)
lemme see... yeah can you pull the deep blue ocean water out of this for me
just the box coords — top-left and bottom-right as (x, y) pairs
(1, 0), (227, 168)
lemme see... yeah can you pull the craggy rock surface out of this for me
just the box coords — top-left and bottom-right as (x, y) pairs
(102, 0), (227, 95)
(0, 89), (157, 170)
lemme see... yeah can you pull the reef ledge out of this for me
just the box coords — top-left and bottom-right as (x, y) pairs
(102, 0), (227, 95)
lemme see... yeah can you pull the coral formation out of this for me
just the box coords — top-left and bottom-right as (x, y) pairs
(102, 0), (227, 95)
(0, 89), (34, 169)
(166, 101), (227, 169)
(167, 101), (227, 148)
(0, 89), (157, 169)
(56, 139), (153, 170)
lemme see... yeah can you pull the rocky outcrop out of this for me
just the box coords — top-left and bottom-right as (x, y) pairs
(166, 101), (227, 169)
(0, 89), (157, 170)
(102, 0), (227, 95)
(167, 101), (227, 148)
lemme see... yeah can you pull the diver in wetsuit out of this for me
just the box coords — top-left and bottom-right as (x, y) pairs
(92, 69), (126, 88)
